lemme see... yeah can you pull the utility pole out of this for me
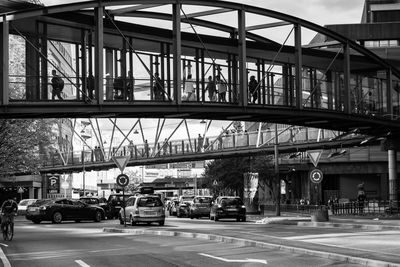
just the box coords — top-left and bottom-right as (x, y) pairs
(274, 124), (281, 216)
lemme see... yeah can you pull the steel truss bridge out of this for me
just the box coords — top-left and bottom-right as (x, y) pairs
(0, 0), (399, 174)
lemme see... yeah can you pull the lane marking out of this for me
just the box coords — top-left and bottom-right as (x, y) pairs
(75, 259), (91, 267)
(199, 253), (267, 264)
(0, 243), (8, 247)
(0, 247), (11, 267)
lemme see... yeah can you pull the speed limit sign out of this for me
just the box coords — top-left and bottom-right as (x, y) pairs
(309, 169), (323, 184)
(116, 174), (129, 187)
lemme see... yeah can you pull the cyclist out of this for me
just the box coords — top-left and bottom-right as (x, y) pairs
(1, 197), (18, 232)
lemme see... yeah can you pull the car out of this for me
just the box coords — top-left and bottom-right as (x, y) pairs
(17, 199), (38, 216)
(25, 198), (105, 224)
(119, 194), (165, 226)
(210, 196), (246, 222)
(176, 195), (194, 218)
(106, 193), (134, 219)
(79, 197), (109, 219)
(189, 196), (213, 219)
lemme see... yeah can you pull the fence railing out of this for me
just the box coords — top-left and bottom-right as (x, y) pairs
(262, 201), (400, 216)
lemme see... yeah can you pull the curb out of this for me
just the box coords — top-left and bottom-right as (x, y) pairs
(103, 227), (400, 267)
(298, 222), (400, 231)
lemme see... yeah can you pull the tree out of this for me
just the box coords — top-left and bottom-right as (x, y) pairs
(0, 119), (55, 175)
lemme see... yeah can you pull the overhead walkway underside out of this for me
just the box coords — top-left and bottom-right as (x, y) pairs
(1, 0), (400, 137)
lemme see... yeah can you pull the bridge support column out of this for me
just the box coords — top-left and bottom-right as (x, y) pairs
(294, 24), (302, 109)
(1, 15), (9, 105)
(238, 9), (247, 106)
(94, 6), (104, 104)
(388, 150), (398, 202)
(172, 3), (182, 104)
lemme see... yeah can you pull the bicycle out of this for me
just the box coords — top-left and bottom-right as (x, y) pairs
(1, 213), (14, 241)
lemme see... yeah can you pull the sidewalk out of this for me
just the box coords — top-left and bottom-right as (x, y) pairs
(104, 213), (400, 267)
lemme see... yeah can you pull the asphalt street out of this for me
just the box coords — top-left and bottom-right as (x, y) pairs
(0, 217), (381, 267)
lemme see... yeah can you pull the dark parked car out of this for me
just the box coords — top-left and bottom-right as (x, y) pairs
(25, 198), (105, 224)
(107, 193), (134, 219)
(210, 196), (246, 222)
(79, 197), (109, 219)
(189, 196), (213, 219)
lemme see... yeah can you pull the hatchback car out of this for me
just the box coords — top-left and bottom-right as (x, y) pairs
(210, 196), (246, 222)
(189, 196), (213, 219)
(119, 195), (165, 226)
(176, 195), (194, 218)
(18, 199), (38, 216)
(26, 198), (105, 224)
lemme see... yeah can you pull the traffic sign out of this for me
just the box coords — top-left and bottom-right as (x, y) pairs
(17, 187), (24, 194)
(213, 180), (218, 186)
(309, 169), (323, 183)
(112, 156), (131, 173)
(307, 150), (323, 167)
(116, 174), (129, 187)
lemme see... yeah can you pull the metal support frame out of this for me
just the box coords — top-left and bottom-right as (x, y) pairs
(94, 6), (104, 104)
(387, 68), (393, 118)
(172, 3), (182, 104)
(1, 16), (9, 105)
(343, 42), (351, 114)
(294, 23), (302, 109)
(238, 9), (247, 106)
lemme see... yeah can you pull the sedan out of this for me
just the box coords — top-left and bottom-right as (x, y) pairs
(26, 198), (105, 224)
(210, 196), (246, 222)
(189, 196), (213, 219)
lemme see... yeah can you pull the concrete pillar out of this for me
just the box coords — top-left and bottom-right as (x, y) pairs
(388, 149), (398, 201)
(29, 187), (34, 199)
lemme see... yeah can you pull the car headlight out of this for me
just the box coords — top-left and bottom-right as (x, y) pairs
(39, 206), (48, 211)
(241, 205), (246, 208)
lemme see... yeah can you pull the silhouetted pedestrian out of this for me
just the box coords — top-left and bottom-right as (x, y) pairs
(51, 69), (64, 100)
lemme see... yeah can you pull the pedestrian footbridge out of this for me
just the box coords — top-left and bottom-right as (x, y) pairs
(1, 0), (400, 137)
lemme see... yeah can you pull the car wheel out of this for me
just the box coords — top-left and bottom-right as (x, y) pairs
(147, 222), (151, 225)
(32, 219), (41, 224)
(159, 220), (165, 226)
(52, 211), (63, 224)
(236, 217), (240, 222)
(130, 216), (136, 226)
(214, 215), (219, 221)
(242, 217), (246, 222)
(119, 218), (124, 225)
(94, 211), (102, 222)
(75, 220), (81, 223)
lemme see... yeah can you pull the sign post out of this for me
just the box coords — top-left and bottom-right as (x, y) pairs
(116, 174), (129, 227)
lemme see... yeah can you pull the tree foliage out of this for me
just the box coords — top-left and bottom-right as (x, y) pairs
(0, 119), (55, 174)
(203, 155), (279, 204)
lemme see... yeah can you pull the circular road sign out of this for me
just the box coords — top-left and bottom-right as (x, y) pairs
(116, 174), (129, 187)
(309, 169), (323, 184)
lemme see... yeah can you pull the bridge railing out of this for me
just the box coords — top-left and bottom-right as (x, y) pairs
(39, 127), (338, 169)
(7, 69), (396, 120)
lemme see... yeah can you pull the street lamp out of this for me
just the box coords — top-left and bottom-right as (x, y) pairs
(81, 121), (92, 196)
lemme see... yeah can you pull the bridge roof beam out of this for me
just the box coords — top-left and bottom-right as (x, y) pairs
(108, 4), (164, 15)
(245, 21), (292, 31)
(180, 8), (231, 19)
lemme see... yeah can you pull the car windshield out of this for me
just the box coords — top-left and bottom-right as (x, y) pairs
(181, 196), (194, 202)
(221, 198), (243, 206)
(19, 199), (36, 206)
(137, 197), (163, 207)
(193, 197), (212, 204)
(34, 199), (53, 206)
(109, 195), (131, 203)
(80, 198), (98, 205)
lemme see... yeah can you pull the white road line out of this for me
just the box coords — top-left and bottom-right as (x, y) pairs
(75, 259), (91, 267)
(0, 247), (11, 267)
(0, 243), (8, 247)
(199, 253), (267, 264)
